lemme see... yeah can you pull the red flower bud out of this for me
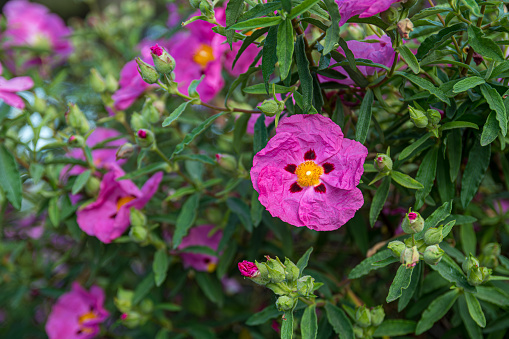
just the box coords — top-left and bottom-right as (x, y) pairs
(238, 260), (259, 278)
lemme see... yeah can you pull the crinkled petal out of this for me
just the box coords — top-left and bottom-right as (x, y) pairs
(126, 171), (163, 210)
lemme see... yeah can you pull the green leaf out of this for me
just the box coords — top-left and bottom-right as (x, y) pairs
(233, 114), (250, 153)
(465, 292), (486, 328)
(398, 132), (433, 160)
(476, 286), (509, 307)
(348, 249), (393, 279)
(458, 294), (483, 339)
(461, 223), (477, 257)
(238, 3), (281, 22)
(288, 0), (321, 20)
(295, 34), (313, 113)
(355, 88), (374, 145)
(172, 194), (200, 249)
(414, 147), (439, 210)
(369, 176), (391, 227)
(246, 305), (282, 325)
(224, 66), (260, 106)
(416, 289), (460, 334)
(153, 248), (170, 287)
(262, 25), (278, 93)
(324, 303), (354, 339)
(429, 255), (476, 292)
(232, 27), (269, 70)
(179, 245), (217, 257)
(253, 113), (268, 154)
(399, 262), (422, 311)
(387, 265), (414, 303)
(226, 0), (245, 47)
(460, 0), (482, 17)
(71, 169), (91, 195)
(329, 50), (369, 87)
(170, 112), (227, 159)
(398, 45), (420, 74)
(441, 220), (456, 238)
(281, 0), (293, 13)
(480, 83), (507, 136)
(226, 197), (253, 232)
(162, 101), (190, 127)
(29, 163), (44, 184)
(440, 121), (479, 131)
(411, 5), (452, 20)
(133, 272), (155, 305)
(396, 72), (451, 105)
(0, 144), (22, 209)
(277, 19), (295, 80)
(416, 23), (467, 60)
(460, 139), (490, 208)
(188, 75), (204, 98)
(447, 130), (462, 181)
(296, 247), (314, 275)
(415, 201), (452, 240)
(117, 162), (168, 181)
(48, 196), (60, 227)
(373, 320), (417, 337)
(281, 309), (294, 339)
(229, 16), (282, 31)
(468, 25), (504, 61)
(301, 304), (317, 339)
(243, 83), (294, 94)
(195, 272), (224, 306)
(452, 76), (485, 93)
(391, 171), (424, 189)
(323, 0), (340, 55)
(251, 191), (264, 227)
(481, 111), (500, 146)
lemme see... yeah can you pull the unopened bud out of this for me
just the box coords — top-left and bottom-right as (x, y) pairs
(129, 226), (148, 242)
(114, 288), (133, 313)
(426, 109), (441, 127)
(238, 260), (260, 278)
(131, 112), (149, 131)
(374, 153), (393, 173)
(297, 275), (315, 297)
(355, 305), (371, 328)
(409, 106), (428, 128)
(105, 73), (119, 92)
(130, 208), (147, 227)
(66, 103), (90, 134)
(150, 44), (176, 75)
(397, 18), (414, 39)
(388, 240), (406, 258)
(255, 260), (270, 281)
(116, 143), (135, 160)
(479, 243), (501, 268)
(199, 0), (215, 19)
(215, 154), (237, 171)
(423, 245), (444, 265)
(136, 129), (155, 148)
(85, 176), (101, 196)
(257, 99), (284, 117)
(467, 266), (492, 286)
(482, 243), (501, 257)
(265, 256), (286, 283)
(284, 257), (300, 282)
(462, 253), (480, 273)
(424, 226), (443, 245)
(140, 299), (154, 314)
(90, 68), (106, 93)
(32, 94), (46, 113)
(401, 246), (420, 268)
(142, 99), (160, 124)
(135, 57), (159, 84)
(370, 305), (385, 327)
(380, 6), (398, 24)
(68, 135), (85, 147)
(353, 326), (364, 339)
(276, 295), (296, 311)
(401, 211), (424, 234)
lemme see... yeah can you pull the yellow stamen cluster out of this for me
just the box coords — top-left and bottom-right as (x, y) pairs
(295, 161), (323, 187)
(116, 196), (136, 211)
(78, 311), (98, 334)
(193, 44), (215, 68)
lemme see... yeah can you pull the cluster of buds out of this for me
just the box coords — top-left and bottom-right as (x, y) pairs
(463, 254), (492, 286)
(215, 154), (237, 172)
(129, 208), (148, 242)
(89, 68), (118, 93)
(116, 143), (135, 161)
(408, 104), (442, 137)
(479, 243), (501, 268)
(238, 256), (320, 312)
(114, 288), (154, 328)
(66, 103), (90, 135)
(353, 305), (385, 339)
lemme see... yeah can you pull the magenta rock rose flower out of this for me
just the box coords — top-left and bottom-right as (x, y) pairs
(238, 260), (259, 278)
(76, 165), (163, 243)
(251, 114), (368, 231)
(0, 62), (34, 109)
(178, 224), (222, 272)
(45, 282), (108, 339)
(336, 0), (402, 26)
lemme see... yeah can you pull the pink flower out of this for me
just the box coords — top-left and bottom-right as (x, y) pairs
(238, 260), (259, 278)
(178, 224), (222, 272)
(2, 0), (73, 64)
(336, 0), (402, 26)
(251, 114), (368, 231)
(0, 62), (34, 109)
(45, 282), (109, 339)
(76, 165), (163, 243)
(60, 127), (127, 181)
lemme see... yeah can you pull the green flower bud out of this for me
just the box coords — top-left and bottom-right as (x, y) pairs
(353, 326), (365, 339)
(408, 106), (429, 128)
(370, 305), (385, 327)
(121, 310), (144, 328)
(135, 129), (155, 148)
(114, 288), (133, 313)
(265, 256), (286, 283)
(255, 260), (270, 282)
(388, 241), (406, 258)
(141, 99), (160, 124)
(401, 211), (424, 234)
(68, 135), (85, 147)
(297, 275), (315, 297)
(116, 143), (135, 160)
(479, 244), (500, 268)
(85, 176), (101, 197)
(130, 208), (147, 227)
(135, 57), (159, 84)
(467, 266), (492, 286)
(66, 103), (90, 135)
(284, 257), (300, 282)
(401, 246), (420, 268)
(462, 254), (480, 274)
(215, 154), (237, 172)
(380, 6), (399, 24)
(355, 305), (371, 328)
(90, 68), (106, 93)
(257, 99), (284, 117)
(374, 153), (393, 173)
(150, 44), (176, 75)
(482, 243), (501, 257)
(131, 112), (149, 131)
(276, 295), (296, 311)
(139, 299), (154, 314)
(129, 226), (148, 242)
(32, 94), (46, 113)
(426, 109), (441, 127)
(423, 245), (444, 265)
(424, 226), (444, 245)
(105, 73), (119, 92)
(199, 0), (215, 19)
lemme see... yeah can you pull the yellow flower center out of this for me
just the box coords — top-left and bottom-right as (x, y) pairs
(207, 262), (217, 273)
(78, 311), (97, 334)
(295, 161), (323, 187)
(193, 44), (215, 68)
(116, 196), (136, 211)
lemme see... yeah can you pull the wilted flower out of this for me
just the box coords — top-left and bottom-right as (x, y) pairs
(45, 282), (108, 339)
(0, 62), (34, 109)
(401, 246), (419, 268)
(178, 225), (222, 272)
(251, 114), (367, 231)
(397, 18), (414, 39)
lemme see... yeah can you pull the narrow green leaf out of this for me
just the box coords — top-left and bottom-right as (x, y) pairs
(72, 169), (91, 195)
(476, 286), (509, 307)
(246, 305), (282, 325)
(288, 0), (321, 19)
(226, 197), (253, 232)
(179, 245), (217, 256)
(429, 255), (476, 292)
(281, 309), (294, 339)
(277, 19), (295, 80)
(369, 176), (391, 227)
(440, 121), (479, 131)
(232, 27), (269, 70)
(460, 223), (477, 257)
(238, 2), (281, 22)
(373, 320), (417, 337)
(399, 262), (422, 311)
(48, 197), (60, 227)
(188, 75), (204, 98)
(133, 272), (155, 305)
(226, 0), (245, 47)
(281, 0), (292, 15)
(458, 295), (483, 339)
(355, 88), (374, 145)
(396, 72), (451, 105)
(153, 248), (170, 286)
(415, 201), (452, 240)
(162, 101), (190, 127)
(296, 247), (314, 275)
(441, 220), (456, 238)
(452, 76), (485, 93)
(117, 162), (168, 181)
(481, 111), (501, 146)
(468, 25), (504, 61)
(329, 50), (369, 87)
(29, 163), (44, 184)
(172, 194), (200, 249)
(323, 0), (339, 55)
(465, 292), (486, 328)
(0, 144), (22, 209)
(398, 45), (420, 74)
(414, 147), (439, 210)
(447, 129), (462, 181)
(229, 16), (282, 31)
(262, 25), (279, 93)
(391, 171), (424, 189)
(348, 249), (393, 279)
(416, 23), (467, 60)
(253, 113), (268, 154)
(411, 5), (452, 20)
(301, 304), (317, 339)
(398, 132), (433, 160)
(295, 34), (313, 113)
(324, 303), (354, 339)
(416, 289), (460, 334)
(195, 272), (224, 306)
(460, 139), (490, 208)
(224, 66), (259, 106)
(251, 191), (264, 227)
(460, 0), (482, 17)
(480, 83), (507, 136)
(387, 265), (414, 303)
(243, 83), (294, 94)
(437, 152), (454, 203)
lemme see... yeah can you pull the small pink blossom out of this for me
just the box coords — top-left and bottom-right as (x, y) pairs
(150, 44), (163, 56)
(408, 212), (417, 221)
(251, 114), (368, 231)
(238, 260), (259, 278)
(76, 165), (162, 243)
(178, 225), (222, 272)
(0, 62), (34, 109)
(137, 129), (147, 138)
(336, 0), (402, 26)
(45, 282), (109, 339)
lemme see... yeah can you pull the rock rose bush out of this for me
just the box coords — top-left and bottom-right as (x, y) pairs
(1, 0), (509, 338)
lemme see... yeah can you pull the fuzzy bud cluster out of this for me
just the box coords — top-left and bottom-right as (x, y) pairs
(479, 243), (501, 268)
(66, 103), (90, 135)
(114, 288), (153, 328)
(353, 305), (385, 338)
(462, 254), (492, 286)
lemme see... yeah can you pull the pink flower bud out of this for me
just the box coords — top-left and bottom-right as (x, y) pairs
(150, 44), (163, 57)
(137, 130), (147, 139)
(408, 212), (417, 221)
(238, 260), (259, 278)
(121, 313), (128, 320)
